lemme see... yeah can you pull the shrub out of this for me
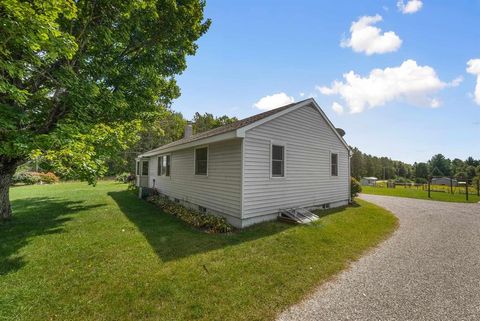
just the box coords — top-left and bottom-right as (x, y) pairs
(12, 171), (59, 185)
(12, 172), (41, 185)
(38, 172), (59, 184)
(415, 177), (428, 184)
(351, 177), (362, 199)
(146, 195), (233, 233)
(116, 172), (134, 183)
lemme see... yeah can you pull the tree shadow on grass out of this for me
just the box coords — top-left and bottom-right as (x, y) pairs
(108, 190), (293, 262)
(0, 198), (104, 275)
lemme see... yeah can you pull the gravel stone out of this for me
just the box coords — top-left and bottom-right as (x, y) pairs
(277, 194), (480, 321)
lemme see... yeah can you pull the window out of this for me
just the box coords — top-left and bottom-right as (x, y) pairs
(165, 155), (171, 176)
(136, 161), (140, 175)
(157, 156), (163, 176)
(195, 147), (208, 175)
(331, 153), (338, 176)
(271, 145), (284, 177)
(142, 161), (149, 175)
(157, 155), (171, 176)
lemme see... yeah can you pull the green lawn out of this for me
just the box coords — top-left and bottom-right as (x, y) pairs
(1, 181), (397, 321)
(362, 185), (480, 203)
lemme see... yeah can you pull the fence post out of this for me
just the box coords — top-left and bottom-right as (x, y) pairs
(450, 176), (453, 194)
(428, 178), (431, 198)
(466, 180), (469, 201)
(477, 179), (479, 197)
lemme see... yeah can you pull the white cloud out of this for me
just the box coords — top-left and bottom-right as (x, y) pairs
(299, 92), (305, 97)
(317, 59), (448, 113)
(332, 102), (344, 115)
(253, 92), (294, 111)
(341, 14), (402, 55)
(449, 76), (463, 87)
(466, 58), (480, 105)
(397, 0), (423, 14)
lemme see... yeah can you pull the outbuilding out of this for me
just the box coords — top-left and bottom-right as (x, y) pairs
(360, 177), (378, 186)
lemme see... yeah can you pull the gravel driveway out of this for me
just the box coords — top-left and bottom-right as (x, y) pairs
(278, 194), (480, 321)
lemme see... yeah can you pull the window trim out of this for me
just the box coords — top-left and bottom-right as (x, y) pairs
(330, 152), (339, 177)
(194, 146), (209, 176)
(270, 141), (286, 179)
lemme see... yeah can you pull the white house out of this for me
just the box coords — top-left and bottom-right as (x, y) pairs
(136, 98), (351, 228)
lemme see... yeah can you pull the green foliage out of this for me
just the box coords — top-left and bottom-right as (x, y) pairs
(115, 172), (133, 183)
(12, 172), (41, 185)
(146, 195), (233, 233)
(428, 154), (451, 176)
(350, 146), (412, 180)
(192, 112), (238, 134)
(0, 0), (210, 184)
(12, 171), (59, 185)
(350, 177), (362, 199)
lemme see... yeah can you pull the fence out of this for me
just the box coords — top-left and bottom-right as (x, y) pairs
(374, 178), (480, 201)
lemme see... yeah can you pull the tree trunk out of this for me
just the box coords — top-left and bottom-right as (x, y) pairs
(0, 160), (18, 221)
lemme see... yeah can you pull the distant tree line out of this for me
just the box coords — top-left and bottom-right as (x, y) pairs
(351, 147), (480, 183)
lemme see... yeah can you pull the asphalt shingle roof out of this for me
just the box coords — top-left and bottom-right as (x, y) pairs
(140, 100), (306, 156)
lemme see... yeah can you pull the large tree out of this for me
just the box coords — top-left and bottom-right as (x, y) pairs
(0, 0), (210, 220)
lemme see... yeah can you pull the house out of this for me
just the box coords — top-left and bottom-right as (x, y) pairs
(431, 177), (458, 186)
(136, 98), (351, 228)
(360, 177), (378, 186)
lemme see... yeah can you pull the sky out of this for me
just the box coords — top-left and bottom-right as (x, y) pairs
(171, 0), (480, 164)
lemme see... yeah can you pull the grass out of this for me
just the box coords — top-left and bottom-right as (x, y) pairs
(1, 181), (397, 321)
(362, 185), (480, 203)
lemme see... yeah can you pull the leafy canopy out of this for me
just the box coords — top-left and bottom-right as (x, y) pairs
(0, 0), (210, 182)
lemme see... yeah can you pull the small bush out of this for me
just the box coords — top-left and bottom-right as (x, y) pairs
(38, 172), (60, 184)
(146, 195), (233, 233)
(12, 171), (59, 185)
(351, 177), (362, 199)
(12, 172), (41, 185)
(415, 177), (428, 184)
(116, 172), (135, 183)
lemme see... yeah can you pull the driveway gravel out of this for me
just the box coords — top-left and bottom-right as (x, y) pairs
(278, 194), (480, 321)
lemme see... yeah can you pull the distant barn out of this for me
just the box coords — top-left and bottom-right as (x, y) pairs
(431, 177), (458, 186)
(361, 177), (378, 186)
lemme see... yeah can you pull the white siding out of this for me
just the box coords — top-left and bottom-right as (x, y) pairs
(147, 138), (242, 218)
(242, 104), (350, 218)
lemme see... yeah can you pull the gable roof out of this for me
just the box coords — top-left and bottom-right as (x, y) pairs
(138, 98), (350, 158)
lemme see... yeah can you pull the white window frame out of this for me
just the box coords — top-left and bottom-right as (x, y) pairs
(270, 141), (286, 179)
(330, 151), (339, 177)
(194, 145), (209, 176)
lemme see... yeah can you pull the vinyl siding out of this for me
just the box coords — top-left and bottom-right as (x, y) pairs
(147, 138), (242, 218)
(242, 104), (350, 218)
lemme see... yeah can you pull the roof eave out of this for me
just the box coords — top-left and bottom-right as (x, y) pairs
(138, 130), (239, 157)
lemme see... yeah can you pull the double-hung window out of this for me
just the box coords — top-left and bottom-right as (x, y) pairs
(157, 155), (171, 176)
(195, 147), (208, 175)
(141, 161), (149, 176)
(331, 153), (338, 176)
(271, 145), (285, 177)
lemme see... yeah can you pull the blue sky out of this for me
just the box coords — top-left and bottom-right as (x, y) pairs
(171, 0), (480, 164)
